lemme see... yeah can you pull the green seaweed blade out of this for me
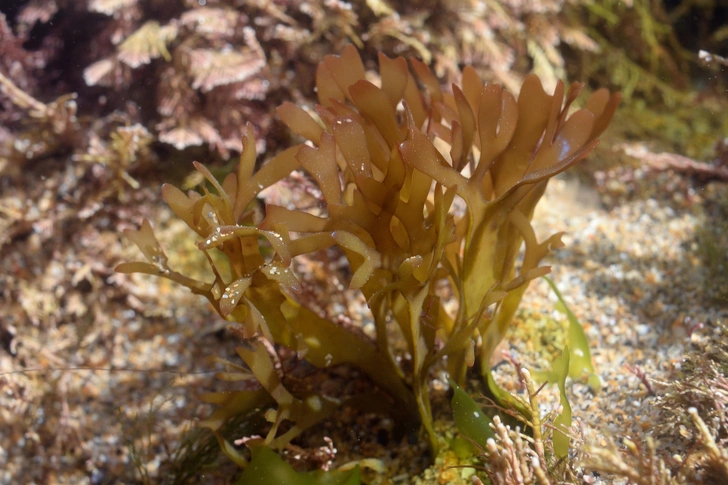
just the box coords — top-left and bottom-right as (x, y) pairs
(236, 447), (360, 485)
(449, 379), (495, 447)
(542, 276), (601, 390)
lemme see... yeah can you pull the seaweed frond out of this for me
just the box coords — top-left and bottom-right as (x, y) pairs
(119, 46), (618, 465)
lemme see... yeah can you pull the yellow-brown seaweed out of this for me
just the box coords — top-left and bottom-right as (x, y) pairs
(119, 45), (620, 460)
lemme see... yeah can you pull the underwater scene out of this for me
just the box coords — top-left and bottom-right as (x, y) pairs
(1, 1), (727, 483)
